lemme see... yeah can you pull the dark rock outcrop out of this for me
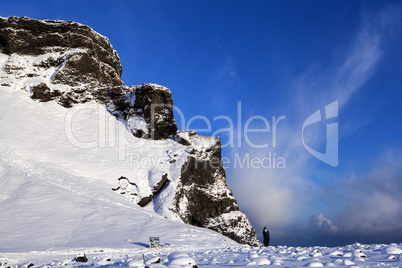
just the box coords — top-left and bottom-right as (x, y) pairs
(137, 174), (170, 208)
(75, 253), (88, 263)
(176, 140), (238, 225)
(172, 132), (260, 246)
(134, 84), (177, 140)
(112, 174), (171, 208)
(0, 16), (122, 89)
(31, 82), (61, 102)
(93, 84), (178, 140)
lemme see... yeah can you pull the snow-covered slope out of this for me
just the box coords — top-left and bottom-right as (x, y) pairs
(0, 85), (235, 252)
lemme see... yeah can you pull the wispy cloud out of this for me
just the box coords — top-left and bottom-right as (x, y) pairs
(290, 13), (386, 119)
(207, 55), (238, 92)
(203, 40), (242, 113)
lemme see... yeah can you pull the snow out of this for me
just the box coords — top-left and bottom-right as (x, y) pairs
(382, 245), (402, 255)
(206, 211), (254, 239)
(127, 115), (149, 135)
(247, 257), (270, 265)
(176, 131), (219, 160)
(167, 252), (190, 262)
(0, 243), (396, 267)
(169, 256), (197, 266)
(0, 50), (87, 93)
(146, 83), (171, 93)
(303, 261), (324, 267)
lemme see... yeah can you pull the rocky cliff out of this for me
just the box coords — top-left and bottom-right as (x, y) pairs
(0, 16), (122, 89)
(0, 16), (260, 246)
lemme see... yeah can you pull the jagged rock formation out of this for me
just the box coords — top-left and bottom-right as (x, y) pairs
(0, 16), (122, 89)
(173, 131), (259, 245)
(94, 84), (177, 140)
(0, 16), (260, 246)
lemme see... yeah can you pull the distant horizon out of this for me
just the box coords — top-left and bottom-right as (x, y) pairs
(1, 0), (401, 247)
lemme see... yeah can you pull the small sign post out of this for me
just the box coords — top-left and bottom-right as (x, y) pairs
(149, 237), (160, 248)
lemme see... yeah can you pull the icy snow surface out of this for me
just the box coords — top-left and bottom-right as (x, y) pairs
(1, 242), (402, 267)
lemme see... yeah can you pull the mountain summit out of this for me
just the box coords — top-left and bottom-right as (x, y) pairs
(0, 16), (260, 246)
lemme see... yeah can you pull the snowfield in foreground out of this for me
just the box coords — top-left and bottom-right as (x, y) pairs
(1, 243), (402, 267)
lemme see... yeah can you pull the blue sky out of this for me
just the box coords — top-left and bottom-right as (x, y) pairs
(2, 0), (402, 246)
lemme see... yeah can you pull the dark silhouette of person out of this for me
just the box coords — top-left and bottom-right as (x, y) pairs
(263, 226), (270, 246)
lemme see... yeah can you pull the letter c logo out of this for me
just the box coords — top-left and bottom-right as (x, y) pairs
(302, 101), (338, 167)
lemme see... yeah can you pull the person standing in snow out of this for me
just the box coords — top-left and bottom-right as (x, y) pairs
(263, 226), (270, 246)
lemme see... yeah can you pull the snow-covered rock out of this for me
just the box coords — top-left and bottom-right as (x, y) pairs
(168, 252), (190, 262)
(74, 253), (88, 263)
(304, 262), (324, 267)
(382, 245), (402, 255)
(128, 259), (145, 268)
(247, 257), (271, 265)
(327, 250), (343, 257)
(169, 255), (197, 267)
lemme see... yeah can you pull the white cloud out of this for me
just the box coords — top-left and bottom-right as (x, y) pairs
(330, 149), (402, 234)
(309, 213), (338, 234)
